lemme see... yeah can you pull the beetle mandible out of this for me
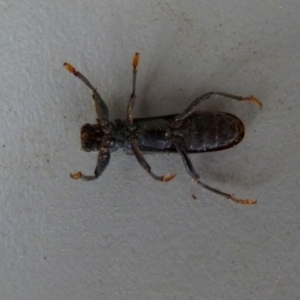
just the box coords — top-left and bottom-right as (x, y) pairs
(64, 53), (262, 204)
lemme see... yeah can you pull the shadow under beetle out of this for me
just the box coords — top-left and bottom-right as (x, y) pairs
(64, 53), (262, 204)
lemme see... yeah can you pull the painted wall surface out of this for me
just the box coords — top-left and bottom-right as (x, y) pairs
(0, 1), (299, 299)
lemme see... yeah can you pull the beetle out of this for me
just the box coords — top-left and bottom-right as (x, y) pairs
(64, 53), (262, 204)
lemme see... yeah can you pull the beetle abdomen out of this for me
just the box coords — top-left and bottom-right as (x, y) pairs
(182, 111), (245, 152)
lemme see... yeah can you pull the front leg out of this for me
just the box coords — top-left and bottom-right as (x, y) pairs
(64, 63), (109, 119)
(70, 146), (110, 181)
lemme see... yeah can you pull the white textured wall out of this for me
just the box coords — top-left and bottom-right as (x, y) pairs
(0, 0), (299, 299)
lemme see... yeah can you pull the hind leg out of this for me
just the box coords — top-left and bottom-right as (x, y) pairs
(173, 137), (256, 204)
(174, 92), (262, 125)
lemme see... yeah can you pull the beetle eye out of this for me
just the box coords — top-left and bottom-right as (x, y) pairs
(80, 124), (99, 152)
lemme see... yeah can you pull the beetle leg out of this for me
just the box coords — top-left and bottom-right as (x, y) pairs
(126, 53), (140, 129)
(70, 146), (110, 181)
(130, 138), (176, 182)
(173, 137), (256, 204)
(63, 62), (109, 119)
(174, 92), (262, 123)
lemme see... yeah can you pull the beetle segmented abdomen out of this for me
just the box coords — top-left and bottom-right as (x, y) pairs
(185, 112), (245, 152)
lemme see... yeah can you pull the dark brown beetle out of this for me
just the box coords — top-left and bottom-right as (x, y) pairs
(64, 53), (262, 204)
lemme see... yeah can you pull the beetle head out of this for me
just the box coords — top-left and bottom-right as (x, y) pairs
(80, 124), (103, 152)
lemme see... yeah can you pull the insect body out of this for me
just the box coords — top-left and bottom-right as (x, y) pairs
(64, 53), (262, 204)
